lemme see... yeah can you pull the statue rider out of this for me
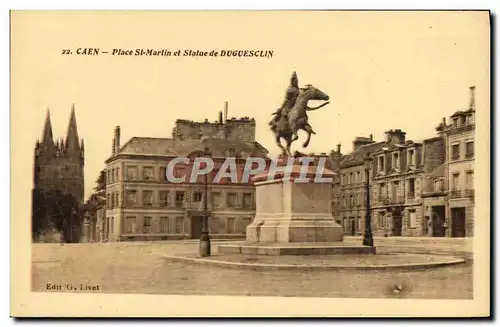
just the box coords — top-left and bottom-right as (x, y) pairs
(269, 71), (300, 127)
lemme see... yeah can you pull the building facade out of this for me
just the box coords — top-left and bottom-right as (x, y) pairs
(103, 104), (269, 242)
(371, 131), (447, 237)
(422, 86), (476, 237)
(337, 86), (476, 238)
(338, 135), (384, 236)
(445, 86), (476, 236)
(338, 129), (447, 237)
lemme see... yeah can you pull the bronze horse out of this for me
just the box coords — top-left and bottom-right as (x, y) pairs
(270, 84), (330, 156)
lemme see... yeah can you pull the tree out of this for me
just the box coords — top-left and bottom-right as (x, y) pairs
(86, 169), (106, 210)
(31, 188), (80, 243)
(94, 169), (106, 192)
(32, 189), (48, 241)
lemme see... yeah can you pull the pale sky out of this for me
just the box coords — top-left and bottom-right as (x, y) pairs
(11, 11), (490, 200)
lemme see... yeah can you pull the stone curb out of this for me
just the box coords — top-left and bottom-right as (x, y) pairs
(163, 255), (466, 272)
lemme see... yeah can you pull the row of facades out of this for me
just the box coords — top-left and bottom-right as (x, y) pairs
(334, 86), (476, 237)
(82, 88), (475, 242)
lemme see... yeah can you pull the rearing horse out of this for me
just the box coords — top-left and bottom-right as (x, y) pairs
(270, 84), (330, 156)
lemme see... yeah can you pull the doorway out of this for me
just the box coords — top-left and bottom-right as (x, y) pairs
(431, 206), (446, 237)
(451, 207), (466, 237)
(191, 216), (202, 239)
(392, 215), (402, 236)
(350, 219), (356, 236)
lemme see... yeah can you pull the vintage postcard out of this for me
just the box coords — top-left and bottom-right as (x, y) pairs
(11, 10), (490, 317)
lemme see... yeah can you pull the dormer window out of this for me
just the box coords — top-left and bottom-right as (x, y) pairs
(378, 156), (385, 173)
(407, 149), (414, 167)
(393, 152), (400, 170)
(466, 113), (474, 125)
(460, 116), (466, 126)
(452, 118), (458, 128)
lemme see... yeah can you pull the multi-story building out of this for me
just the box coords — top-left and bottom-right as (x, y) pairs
(422, 86), (476, 237)
(324, 145), (344, 226)
(337, 129), (447, 237)
(103, 104), (269, 242)
(370, 129), (447, 237)
(444, 87), (475, 237)
(338, 135), (384, 235)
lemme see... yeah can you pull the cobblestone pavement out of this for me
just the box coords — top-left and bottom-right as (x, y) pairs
(32, 239), (473, 299)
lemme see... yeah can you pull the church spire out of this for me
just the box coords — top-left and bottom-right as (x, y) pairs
(65, 103), (80, 153)
(42, 108), (54, 145)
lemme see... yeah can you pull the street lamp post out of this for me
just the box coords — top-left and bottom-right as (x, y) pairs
(363, 155), (374, 247)
(199, 147), (212, 257)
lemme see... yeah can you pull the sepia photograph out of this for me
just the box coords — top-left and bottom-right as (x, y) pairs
(10, 10), (491, 317)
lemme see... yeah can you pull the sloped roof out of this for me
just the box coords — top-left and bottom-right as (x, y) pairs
(340, 141), (385, 168)
(116, 137), (268, 158)
(450, 108), (475, 118)
(425, 162), (446, 177)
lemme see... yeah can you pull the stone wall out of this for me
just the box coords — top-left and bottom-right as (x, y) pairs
(423, 137), (446, 173)
(173, 118), (256, 142)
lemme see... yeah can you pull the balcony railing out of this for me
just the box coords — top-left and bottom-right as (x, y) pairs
(465, 153), (474, 159)
(464, 189), (475, 198)
(377, 196), (405, 205)
(450, 189), (474, 198)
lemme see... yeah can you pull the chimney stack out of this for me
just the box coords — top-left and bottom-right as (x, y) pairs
(384, 129), (406, 144)
(469, 85), (476, 110)
(336, 144), (341, 153)
(218, 111), (223, 124)
(114, 126), (121, 153)
(224, 101), (228, 124)
(112, 137), (116, 155)
(369, 134), (373, 141)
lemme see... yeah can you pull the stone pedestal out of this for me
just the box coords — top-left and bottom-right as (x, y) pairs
(246, 160), (342, 243)
(217, 158), (376, 256)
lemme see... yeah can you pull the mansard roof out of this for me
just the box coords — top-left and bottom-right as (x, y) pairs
(340, 141), (384, 168)
(450, 108), (475, 118)
(113, 136), (269, 159)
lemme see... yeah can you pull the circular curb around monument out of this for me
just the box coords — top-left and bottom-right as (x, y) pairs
(163, 254), (466, 272)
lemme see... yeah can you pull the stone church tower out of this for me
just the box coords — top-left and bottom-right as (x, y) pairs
(33, 105), (85, 203)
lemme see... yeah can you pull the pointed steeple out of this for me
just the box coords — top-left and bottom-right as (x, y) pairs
(65, 104), (80, 153)
(42, 108), (54, 145)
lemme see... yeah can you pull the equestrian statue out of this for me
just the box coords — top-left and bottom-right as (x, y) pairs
(269, 71), (330, 156)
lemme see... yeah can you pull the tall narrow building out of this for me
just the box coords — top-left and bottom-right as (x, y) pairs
(33, 105), (85, 203)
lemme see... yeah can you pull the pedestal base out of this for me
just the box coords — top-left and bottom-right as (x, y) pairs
(246, 213), (343, 243)
(217, 242), (376, 256)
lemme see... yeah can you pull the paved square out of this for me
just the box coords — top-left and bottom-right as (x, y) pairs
(32, 238), (473, 299)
